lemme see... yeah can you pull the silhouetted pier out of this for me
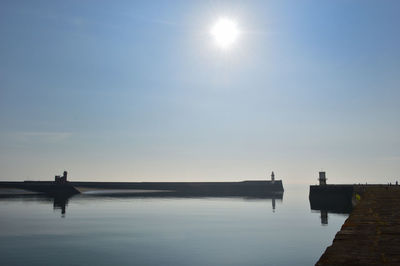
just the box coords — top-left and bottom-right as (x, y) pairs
(0, 172), (284, 217)
(0, 181), (80, 196)
(0, 180), (283, 197)
(0, 170), (284, 198)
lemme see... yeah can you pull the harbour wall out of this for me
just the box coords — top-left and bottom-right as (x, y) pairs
(313, 185), (400, 265)
(0, 180), (284, 197)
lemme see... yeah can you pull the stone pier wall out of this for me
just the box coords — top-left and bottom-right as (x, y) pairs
(316, 186), (400, 265)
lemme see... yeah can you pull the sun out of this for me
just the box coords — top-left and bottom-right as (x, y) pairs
(210, 18), (239, 50)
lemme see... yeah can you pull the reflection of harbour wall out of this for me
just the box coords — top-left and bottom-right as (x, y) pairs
(0, 191), (282, 218)
(53, 195), (69, 217)
(0, 194), (70, 218)
(320, 210), (328, 225)
(309, 185), (354, 225)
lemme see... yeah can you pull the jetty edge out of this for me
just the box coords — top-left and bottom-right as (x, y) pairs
(310, 172), (400, 265)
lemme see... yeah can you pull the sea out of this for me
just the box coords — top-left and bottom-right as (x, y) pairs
(0, 184), (347, 266)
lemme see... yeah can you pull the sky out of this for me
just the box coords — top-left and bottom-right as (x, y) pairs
(0, 0), (399, 184)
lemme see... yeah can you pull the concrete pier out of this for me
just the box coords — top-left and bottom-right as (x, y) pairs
(316, 185), (400, 265)
(0, 180), (284, 198)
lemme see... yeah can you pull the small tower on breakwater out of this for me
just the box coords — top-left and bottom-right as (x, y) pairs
(318, 171), (327, 185)
(55, 171), (68, 184)
(271, 171), (275, 184)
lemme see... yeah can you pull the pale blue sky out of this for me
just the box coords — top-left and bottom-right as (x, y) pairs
(1, 0), (399, 183)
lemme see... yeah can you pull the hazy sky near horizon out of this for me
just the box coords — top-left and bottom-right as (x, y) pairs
(1, 0), (399, 184)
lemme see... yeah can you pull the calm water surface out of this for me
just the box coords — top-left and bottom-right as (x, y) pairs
(0, 184), (347, 266)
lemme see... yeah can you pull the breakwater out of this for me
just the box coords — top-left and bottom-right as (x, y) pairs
(309, 185), (354, 214)
(315, 185), (400, 265)
(0, 180), (284, 198)
(0, 181), (80, 196)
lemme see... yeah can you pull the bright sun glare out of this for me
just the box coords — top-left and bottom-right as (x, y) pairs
(211, 18), (239, 50)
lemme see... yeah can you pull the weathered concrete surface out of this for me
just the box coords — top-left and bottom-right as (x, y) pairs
(316, 186), (400, 265)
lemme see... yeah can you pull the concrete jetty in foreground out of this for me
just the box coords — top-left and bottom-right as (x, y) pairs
(315, 185), (400, 265)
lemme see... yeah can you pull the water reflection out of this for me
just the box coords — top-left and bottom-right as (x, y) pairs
(309, 193), (352, 225)
(272, 198), (276, 212)
(0, 185), (349, 266)
(0, 194), (71, 218)
(320, 210), (328, 225)
(53, 195), (69, 217)
(0, 191), (283, 218)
